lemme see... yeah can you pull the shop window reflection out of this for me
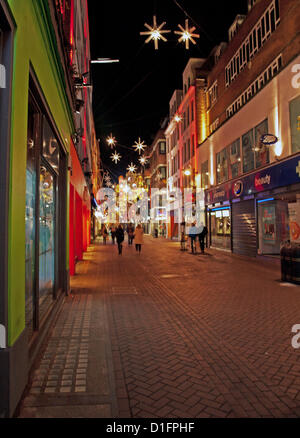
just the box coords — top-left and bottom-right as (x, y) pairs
(39, 166), (55, 320)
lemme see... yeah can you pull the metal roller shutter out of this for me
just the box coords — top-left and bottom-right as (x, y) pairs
(232, 200), (257, 257)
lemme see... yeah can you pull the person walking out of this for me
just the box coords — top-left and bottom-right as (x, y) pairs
(127, 224), (134, 246)
(134, 224), (144, 254)
(188, 222), (199, 254)
(198, 222), (208, 254)
(102, 226), (108, 245)
(110, 225), (116, 245)
(115, 224), (124, 255)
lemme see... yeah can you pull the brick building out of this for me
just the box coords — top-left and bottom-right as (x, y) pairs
(145, 125), (167, 236)
(195, 0), (300, 256)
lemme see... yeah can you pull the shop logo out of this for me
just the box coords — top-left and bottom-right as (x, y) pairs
(255, 174), (271, 188)
(233, 180), (243, 197)
(291, 64), (300, 89)
(0, 64), (6, 89)
(0, 324), (6, 349)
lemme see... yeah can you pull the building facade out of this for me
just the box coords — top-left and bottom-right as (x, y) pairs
(146, 127), (167, 237)
(196, 0), (300, 256)
(0, 0), (99, 417)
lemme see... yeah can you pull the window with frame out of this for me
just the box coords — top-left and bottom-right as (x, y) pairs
(228, 138), (242, 179)
(225, 0), (280, 87)
(201, 161), (209, 189)
(216, 147), (228, 184)
(160, 166), (167, 179)
(159, 141), (166, 154)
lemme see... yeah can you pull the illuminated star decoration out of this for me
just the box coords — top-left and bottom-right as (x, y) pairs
(133, 137), (146, 155)
(139, 156), (148, 166)
(140, 15), (171, 50)
(155, 172), (163, 182)
(174, 19), (200, 50)
(111, 151), (122, 164)
(104, 172), (112, 185)
(106, 134), (117, 149)
(127, 163), (137, 174)
(174, 113), (182, 123)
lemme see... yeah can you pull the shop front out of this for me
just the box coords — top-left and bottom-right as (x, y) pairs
(69, 141), (91, 276)
(25, 82), (67, 341)
(206, 154), (300, 257)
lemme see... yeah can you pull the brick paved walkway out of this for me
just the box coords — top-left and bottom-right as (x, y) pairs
(18, 236), (300, 418)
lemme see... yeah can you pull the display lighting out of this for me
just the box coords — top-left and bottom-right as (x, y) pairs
(184, 169), (191, 176)
(174, 19), (200, 50)
(140, 15), (171, 50)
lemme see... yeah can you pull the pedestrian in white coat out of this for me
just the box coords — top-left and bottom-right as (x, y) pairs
(134, 224), (144, 254)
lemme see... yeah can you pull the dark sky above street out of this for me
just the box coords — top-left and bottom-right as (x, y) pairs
(88, 0), (247, 180)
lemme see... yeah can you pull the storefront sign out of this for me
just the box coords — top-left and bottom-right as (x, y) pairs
(206, 155), (300, 204)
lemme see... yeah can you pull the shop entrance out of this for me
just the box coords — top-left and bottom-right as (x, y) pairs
(209, 207), (231, 250)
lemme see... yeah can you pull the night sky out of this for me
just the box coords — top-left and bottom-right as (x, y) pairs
(88, 0), (247, 181)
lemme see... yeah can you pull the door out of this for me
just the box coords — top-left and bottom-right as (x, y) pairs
(232, 200), (257, 256)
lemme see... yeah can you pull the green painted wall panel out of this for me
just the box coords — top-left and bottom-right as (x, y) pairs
(7, 0), (73, 346)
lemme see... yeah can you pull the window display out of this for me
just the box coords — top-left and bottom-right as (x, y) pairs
(210, 208), (231, 250)
(257, 192), (300, 255)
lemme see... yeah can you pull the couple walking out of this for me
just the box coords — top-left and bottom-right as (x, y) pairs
(188, 222), (208, 254)
(116, 224), (144, 255)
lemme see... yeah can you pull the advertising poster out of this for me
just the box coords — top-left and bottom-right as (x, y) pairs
(288, 202), (300, 243)
(262, 205), (276, 244)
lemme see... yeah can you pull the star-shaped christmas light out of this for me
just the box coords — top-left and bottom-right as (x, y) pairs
(127, 163), (137, 174)
(140, 15), (171, 50)
(155, 172), (163, 181)
(174, 19), (200, 50)
(133, 137), (147, 155)
(139, 156), (148, 166)
(106, 134), (117, 149)
(111, 151), (122, 164)
(104, 172), (112, 183)
(174, 113), (182, 123)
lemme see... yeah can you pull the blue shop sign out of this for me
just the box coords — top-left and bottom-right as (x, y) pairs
(206, 155), (300, 204)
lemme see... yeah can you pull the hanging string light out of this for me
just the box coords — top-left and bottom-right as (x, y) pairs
(174, 18), (200, 49)
(140, 15), (171, 50)
(133, 137), (147, 155)
(111, 151), (122, 164)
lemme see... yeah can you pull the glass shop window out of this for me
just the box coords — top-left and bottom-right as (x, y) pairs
(228, 138), (242, 179)
(216, 147), (228, 184)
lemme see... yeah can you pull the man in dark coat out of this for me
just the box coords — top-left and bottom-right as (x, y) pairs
(115, 224), (124, 255)
(198, 223), (208, 254)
